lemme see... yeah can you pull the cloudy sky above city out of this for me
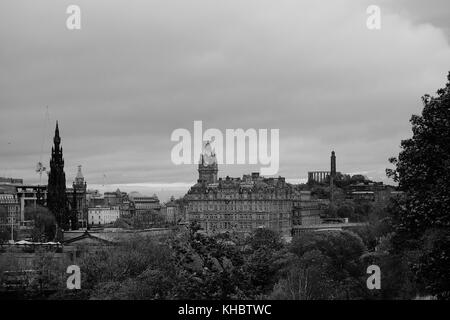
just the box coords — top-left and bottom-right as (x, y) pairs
(1, 0), (450, 199)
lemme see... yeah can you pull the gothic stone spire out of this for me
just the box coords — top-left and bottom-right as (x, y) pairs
(47, 121), (69, 231)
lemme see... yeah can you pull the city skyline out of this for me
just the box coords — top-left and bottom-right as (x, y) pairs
(1, 0), (450, 303)
(0, 120), (393, 202)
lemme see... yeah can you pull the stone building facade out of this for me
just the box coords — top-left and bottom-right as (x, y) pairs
(184, 145), (322, 236)
(292, 195), (327, 226)
(129, 194), (160, 214)
(161, 197), (181, 224)
(0, 194), (20, 228)
(88, 206), (120, 226)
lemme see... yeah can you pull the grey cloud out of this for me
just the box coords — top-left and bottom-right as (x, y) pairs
(1, 0), (450, 191)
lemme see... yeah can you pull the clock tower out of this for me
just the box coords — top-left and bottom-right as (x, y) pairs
(198, 141), (218, 184)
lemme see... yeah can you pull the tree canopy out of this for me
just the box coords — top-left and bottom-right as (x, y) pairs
(387, 71), (450, 299)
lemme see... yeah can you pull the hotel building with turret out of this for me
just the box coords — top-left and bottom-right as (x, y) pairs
(184, 142), (324, 236)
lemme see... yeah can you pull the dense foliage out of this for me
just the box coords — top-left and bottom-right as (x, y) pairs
(29, 224), (383, 300)
(387, 72), (450, 299)
(25, 205), (57, 242)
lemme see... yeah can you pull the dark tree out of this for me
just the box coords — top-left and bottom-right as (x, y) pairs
(247, 228), (283, 251)
(25, 205), (57, 242)
(387, 72), (450, 299)
(289, 230), (367, 299)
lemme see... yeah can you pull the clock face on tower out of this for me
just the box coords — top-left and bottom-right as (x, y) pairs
(203, 152), (217, 166)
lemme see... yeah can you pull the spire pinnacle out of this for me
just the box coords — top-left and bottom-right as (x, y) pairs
(54, 121), (61, 146)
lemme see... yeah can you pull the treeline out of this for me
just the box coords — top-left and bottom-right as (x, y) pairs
(30, 220), (413, 300)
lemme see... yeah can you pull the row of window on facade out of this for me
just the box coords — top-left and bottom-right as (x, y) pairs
(189, 201), (292, 212)
(0, 195), (21, 224)
(88, 207), (120, 225)
(190, 193), (295, 200)
(192, 212), (290, 220)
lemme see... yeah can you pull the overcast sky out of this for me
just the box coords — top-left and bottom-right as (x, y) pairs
(1, 0), (450, 200)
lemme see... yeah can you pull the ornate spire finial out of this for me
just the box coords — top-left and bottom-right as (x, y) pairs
(54, 121), (61, 146)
